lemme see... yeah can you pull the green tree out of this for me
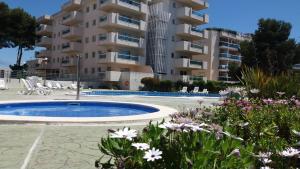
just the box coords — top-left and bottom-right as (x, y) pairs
(0, 2), (11, 48)
(241, 18), (298, 75)
(228, 63), (242, 81)
(9, 8), (37, 66)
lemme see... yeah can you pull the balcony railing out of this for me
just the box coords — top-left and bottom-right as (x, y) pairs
(119, 0), (140, 7)
(219, 53), (241, 61)
(192, 10), (205, 17)
(219, 41), (240, 49)
(118, 15), (140, 25)
(191, 43), (204, 50)
(62, 43), (70, 49)
(190, 76), (204, 81)
(190, 60), (203, 66)
(218, 65), (229, 69)
(118, 53), (139, 61)
(118, 34), (139, 43)
(62, 29), (71, 35)
(191, 27), (203, 33)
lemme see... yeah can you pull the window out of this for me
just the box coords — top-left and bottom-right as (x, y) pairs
(85, 53), (89, 59)
(85, 37), (89, 43)
(172, 36), (175, 41)
(86, 6), (90, 13)
(53, 46), (56, 51)
(173, 2), (176, 8)
(92, 19), (96, 26)
(92, 35), (96, 42)
(85, 22), (89, 28)
(53, 58), (55, 63)
(57, 58), (59, 63)
(91, 68), (95, 74)
(84, 68), (88, 74)
(98, 67), (101, 72)
(58, 32), (60, 37)
(172, 19), (175, 24)
(107, 67), (111, 71)
(171, 69), (174, 74)
(93, 3), (97, 10)
(53, 33), (56, 38)
(92, 51), (96, 58)
(171, 53), (174, 58)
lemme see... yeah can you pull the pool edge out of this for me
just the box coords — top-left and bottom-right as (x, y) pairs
(0, 100), (177, 124)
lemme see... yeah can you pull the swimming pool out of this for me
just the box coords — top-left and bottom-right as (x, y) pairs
(84, 90), (220, 97)
(0, 101), (176, 123)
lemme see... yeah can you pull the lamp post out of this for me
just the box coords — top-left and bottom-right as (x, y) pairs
(76, 55), (81, 100)
(41, 58), (48, 85)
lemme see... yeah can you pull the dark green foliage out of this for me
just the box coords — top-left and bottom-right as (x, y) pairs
(159, 80), (172, 92)
(141, 77), (160, 91)
(241, 18), (299, 75)
(241, 67), (300, 98)
(228, 63), (242, 81)
(0, 2), (37, 66)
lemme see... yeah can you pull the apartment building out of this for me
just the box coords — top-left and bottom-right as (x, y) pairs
(35, 0), (209, 90)
(204, 28), (251, 83)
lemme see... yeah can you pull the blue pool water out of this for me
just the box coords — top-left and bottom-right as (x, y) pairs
(0, 102), (159, 117)
(84, 91), (220, 97)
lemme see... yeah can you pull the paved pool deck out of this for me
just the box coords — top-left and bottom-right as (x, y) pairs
(0, 89), (219, 169)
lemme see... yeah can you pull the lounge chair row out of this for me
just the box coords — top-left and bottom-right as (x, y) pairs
(180, 86), (209, 94)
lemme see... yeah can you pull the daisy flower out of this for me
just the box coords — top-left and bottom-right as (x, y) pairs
(132, 143), (150, 150)
(280, 147), (300, 157)
(110, 127), (137, 141)
(143, 148), (162, 162)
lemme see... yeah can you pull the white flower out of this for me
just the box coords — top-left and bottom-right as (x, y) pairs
(257, 152), (272, 158)
(158, 122), (177, 130)
(143, 148), (162, 162)
(184, 124), (211, 133)
(219, 90), (229, 96)
(280, 147), (300, 157)
(276, 91), (285, 96)
(250, 88), (260, 94)
(260, 167), (272, 169)
(110, 127), (137, 141)
(260, 158), (272, 164)
(132, 143), (150, 150)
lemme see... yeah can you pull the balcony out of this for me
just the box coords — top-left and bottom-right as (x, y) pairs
(36, 24), (53, 36)
(175, 41), (208, 54)
(98, 52), (145, 65)
(98, 13), (146, 32)
(176, 24), (207, 40)
(37, 15), (52, 24)
(61, 42), (83, 53)
(177, 7), (209, 25)
(36, 37), (52, 47)
(219, 41), (240, 50)
(99, 0), (147, 15)
(35, 50), (51, 58)
(61, 58), (77, 67)
(62, 11), (82, 26)
(218, 64), (229, 71)
(98, 71), (122, 82)
(62, 27), (82, 40)
(62, 0), (81, 12)
(175, 58), (207, 70)
(219, 53), (242, 62)
(98, 32), (144, 48)
(218, 76), (238, 83)
(176, 0), (209, 10)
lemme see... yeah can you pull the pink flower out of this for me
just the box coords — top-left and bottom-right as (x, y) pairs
(294, 100), (300, 108)
(263, 99), (273, 105)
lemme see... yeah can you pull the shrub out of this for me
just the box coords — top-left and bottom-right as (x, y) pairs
(241, 67), (300, 98)
(96, 88), (300, 169)
(141, 77), (160, 91)
(159, 80), (172, 92)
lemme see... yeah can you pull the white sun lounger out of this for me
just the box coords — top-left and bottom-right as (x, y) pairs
(179, 86), (188, 93)
(0, 79), (8, 90)
(199, 88), (209, 94)
(192, 87), (199, 93)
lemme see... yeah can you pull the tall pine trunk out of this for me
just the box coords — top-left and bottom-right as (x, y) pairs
(16, 46), (23, 66)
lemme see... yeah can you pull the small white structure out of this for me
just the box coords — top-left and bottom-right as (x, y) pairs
(0, 66), (11, 80)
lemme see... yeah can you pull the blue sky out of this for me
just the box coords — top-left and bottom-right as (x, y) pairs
(1, 0), (300, 67)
